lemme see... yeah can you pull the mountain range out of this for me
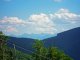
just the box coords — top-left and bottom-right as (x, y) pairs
(7, 27), (80, 60)
(12, 33), (57, 40)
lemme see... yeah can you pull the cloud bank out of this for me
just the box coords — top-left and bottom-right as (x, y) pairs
(0, 8), (80, 36)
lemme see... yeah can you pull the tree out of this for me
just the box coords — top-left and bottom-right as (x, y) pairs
(60, 52), (73, 60)
(47, 47), (73, 60)
(0, 31), (14, 60)
(15, 49), (32, 60)
(0, 31), (9, 60)
(33, 40), (48, 60)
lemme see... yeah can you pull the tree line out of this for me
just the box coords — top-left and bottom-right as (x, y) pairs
(0, 31), (73, 60)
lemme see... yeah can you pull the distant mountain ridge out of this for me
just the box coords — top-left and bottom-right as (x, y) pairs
(7, 27), (80, 60)
(17, 34), (57, 40)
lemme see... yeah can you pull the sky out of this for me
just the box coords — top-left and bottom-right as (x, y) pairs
(0, 0), (80, 39)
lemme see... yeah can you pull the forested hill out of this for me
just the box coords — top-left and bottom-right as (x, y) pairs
(7, 27), (80, 60)
(43, 27), (80, 60)
(7, 37), (34, 53)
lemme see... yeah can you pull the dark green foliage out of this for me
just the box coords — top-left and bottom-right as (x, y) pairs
(47, 47), (73, 60)
(0, 31), (10, 60)
(15, 49), (32, 60)
(32, 40), (48, 60)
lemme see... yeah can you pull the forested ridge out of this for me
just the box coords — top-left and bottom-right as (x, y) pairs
(0, 31), (73, 60)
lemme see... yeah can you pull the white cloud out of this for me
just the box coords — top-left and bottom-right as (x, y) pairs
(0, 16), (26, 25)
(0, 8), (80, 36)
(0, 16), (27, 35)
(50, 8), (80, 24)
(25, 13), (57, 34)
(29, 13), (55, 27)
(6, 26), (18, 32)
(0, 14), (57, 35)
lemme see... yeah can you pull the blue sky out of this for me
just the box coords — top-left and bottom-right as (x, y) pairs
(0, 0), (80, 18)
(0, 0), (80, 39)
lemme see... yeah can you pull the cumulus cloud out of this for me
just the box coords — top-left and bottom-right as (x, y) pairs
(0, 16), (26, 25)
(0, 16), (26, 35)
(29, 13), (55, 28)
(50, 8), (80, 24)
(24, 13), (57, 34)
(5, 26), (18, 32)
(0, 8), (80, 36)
(0, 14), (57, 35)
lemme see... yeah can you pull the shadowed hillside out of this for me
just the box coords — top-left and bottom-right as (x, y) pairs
(7, 37), (34, 54)
(43, 27), (80, 60)
(7, 27), (80, 60)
